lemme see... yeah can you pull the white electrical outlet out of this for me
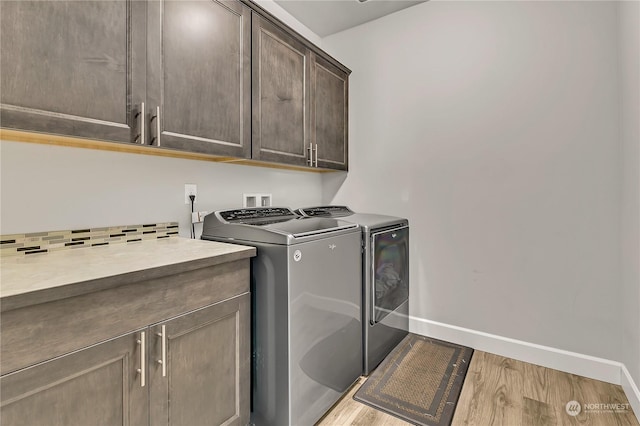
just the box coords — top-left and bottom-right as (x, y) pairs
(244, 193), (272, 208)
(185, 184), (197, 204)
(260, 194), (272, 207)
(243, 194), (257, 208)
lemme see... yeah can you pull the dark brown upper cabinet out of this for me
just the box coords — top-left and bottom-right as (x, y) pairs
(311, 53), (349, 171)
(0, 0), (251, 158)
(0, 0), (146, 143)
(251, 12), (351, 170)
(146, 0), (251, 157)
(0, 0), (350, 170)
(251, 12), (311, 167)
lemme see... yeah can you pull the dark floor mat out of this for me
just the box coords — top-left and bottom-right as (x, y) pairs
(354, 333), (473, 426)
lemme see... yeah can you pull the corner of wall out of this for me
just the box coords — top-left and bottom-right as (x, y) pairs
(622, 364), (640, 423)
(618, 0), (640, 393)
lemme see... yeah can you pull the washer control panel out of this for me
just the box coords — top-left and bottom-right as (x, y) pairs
(218, 207), (296, 223)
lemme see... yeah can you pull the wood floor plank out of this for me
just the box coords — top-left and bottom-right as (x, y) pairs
(319, 351), (640, 426)
(521, 361), (560, 425)
(451, 351), (525, 425)
(522, 396), (558, 426)
(523, 361), (553, 403)
(317, 377), (410, 426)
(450, 351), (486, 426)
(491, 354), (526, 425)
(451, 351), (487, 425)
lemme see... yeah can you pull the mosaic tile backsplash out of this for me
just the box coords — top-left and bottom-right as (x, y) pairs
(1, 222), (179, 256)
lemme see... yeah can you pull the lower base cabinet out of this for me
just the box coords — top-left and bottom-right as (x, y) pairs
(150, 294), (250, 426)
(0, 293), (250, 426)
(0, 331), (148, 426)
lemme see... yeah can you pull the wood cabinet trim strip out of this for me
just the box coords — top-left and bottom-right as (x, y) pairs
(0, 129), (338, 173)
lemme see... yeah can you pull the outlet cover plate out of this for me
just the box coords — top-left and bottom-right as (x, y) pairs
(185, 184), (197, 204)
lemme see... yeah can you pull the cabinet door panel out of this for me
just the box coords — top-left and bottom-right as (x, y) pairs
(252, 14), (310, 166)
(312, 54), (349, 171)
(149, 293), (250, 426)
(0, 331), (147, 426)
(148, 0), (251, 157)
(0, 0), (145, 143)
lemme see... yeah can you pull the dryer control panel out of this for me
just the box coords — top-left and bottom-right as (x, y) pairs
(296, 206), (354, 218)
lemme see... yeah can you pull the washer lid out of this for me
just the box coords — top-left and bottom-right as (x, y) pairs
(202, 207), (359, 245)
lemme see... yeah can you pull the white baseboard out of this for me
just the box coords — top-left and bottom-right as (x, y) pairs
(622, 364), (640, 420)
(409, 316), (622, 384)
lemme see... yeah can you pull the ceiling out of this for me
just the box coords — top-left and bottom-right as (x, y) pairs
(273, 0), (428, 38)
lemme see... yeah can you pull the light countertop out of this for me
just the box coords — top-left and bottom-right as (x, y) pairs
(1, 238), (255, 311)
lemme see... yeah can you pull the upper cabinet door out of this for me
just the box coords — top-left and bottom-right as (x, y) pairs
(147, 0), (251, 158)
(252, 13), (311, 167)
(311, 53), (350, 171)
(0, 1), (146, 143)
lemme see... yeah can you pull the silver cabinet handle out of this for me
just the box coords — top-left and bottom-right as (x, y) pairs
(156, 324), (167, 377)
(135, 102), (145, 144)
(150, 106), (161, 147)
(155, 106), (161, 147)
(314, 144), (318, 167)
(307, 143), (313, 166)
(136, 331), (146, 387)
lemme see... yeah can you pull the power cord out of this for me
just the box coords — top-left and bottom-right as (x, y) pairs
(189, 194), (196, 239)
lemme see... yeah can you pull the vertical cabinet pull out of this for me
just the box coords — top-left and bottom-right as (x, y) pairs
(156, 106), (161, 147)
(156, 324), (167, 377)
(307, 143), (313, 166)
(314, 144), (318, 167)
(135, 102), (146, 145)
(150, 106), (161, 147)
(137, 331), (146, 387)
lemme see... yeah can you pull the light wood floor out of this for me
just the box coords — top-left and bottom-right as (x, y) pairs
(317, 351), (639, 426)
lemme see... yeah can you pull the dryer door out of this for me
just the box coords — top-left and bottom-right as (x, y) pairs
(371, 226), (409, 324)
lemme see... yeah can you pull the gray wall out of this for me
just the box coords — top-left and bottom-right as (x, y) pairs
(0, 141), (323, 237)
(619, 0), (640, 387)
(323, 1), (624, 362)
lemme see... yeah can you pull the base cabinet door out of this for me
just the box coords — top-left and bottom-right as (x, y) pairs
(0, 330), (148, 426)
(149, 294), (250, 426)
(0, 0), (146, 143)
(311, 53), (349, 171)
